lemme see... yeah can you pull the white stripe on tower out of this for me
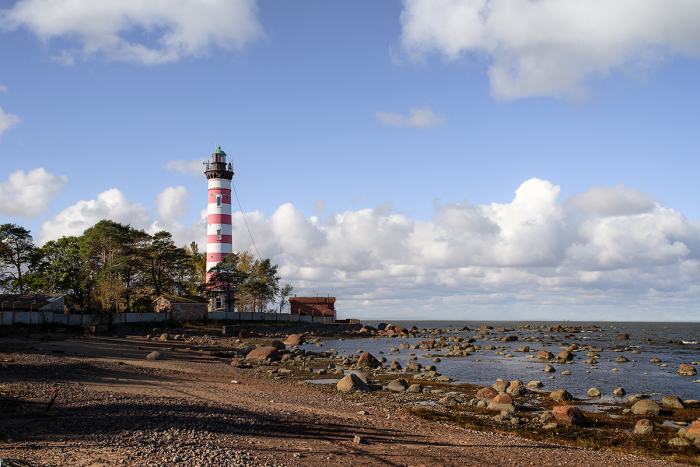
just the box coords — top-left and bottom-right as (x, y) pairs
(204, 147), (234, 284)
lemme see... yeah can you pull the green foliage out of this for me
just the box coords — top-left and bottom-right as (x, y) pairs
(1, 220), (294, 318)
(0, 223), (36, 294)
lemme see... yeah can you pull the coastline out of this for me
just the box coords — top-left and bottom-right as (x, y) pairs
(0, 323), (697, 466)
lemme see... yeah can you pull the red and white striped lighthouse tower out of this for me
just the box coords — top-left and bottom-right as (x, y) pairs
(204, 146), (234, 282)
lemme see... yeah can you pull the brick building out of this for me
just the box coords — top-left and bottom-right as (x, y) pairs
(152, 295), (209, 320)
(288, 297), (336, 319)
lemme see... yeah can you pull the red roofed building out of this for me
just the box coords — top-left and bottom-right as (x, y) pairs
(289, 297), (336, 319)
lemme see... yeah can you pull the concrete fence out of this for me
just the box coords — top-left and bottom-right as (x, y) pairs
(0, 311), (335, 326)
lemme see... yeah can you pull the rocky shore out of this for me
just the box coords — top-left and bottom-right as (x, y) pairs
(0, 322), (698, 466)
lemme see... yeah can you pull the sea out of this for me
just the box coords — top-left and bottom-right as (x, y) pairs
(298, 321), (700, 402)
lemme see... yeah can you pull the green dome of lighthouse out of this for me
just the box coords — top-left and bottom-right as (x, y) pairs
(213, 146), (226, 155)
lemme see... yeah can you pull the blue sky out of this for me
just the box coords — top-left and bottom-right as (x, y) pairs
(1, 0), (700, 321)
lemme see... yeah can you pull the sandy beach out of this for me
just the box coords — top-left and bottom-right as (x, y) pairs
(0, 329), (692, 467)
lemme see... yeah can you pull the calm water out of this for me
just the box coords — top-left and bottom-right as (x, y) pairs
(300, 321), (700, 401)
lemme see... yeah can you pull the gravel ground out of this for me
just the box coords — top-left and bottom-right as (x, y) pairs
(0, 333), (690, 467)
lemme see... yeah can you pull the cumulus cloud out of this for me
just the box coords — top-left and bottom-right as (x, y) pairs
(313, 200), (326, 215)
(0, 0), (264, 65)
(219, 178), (700, 319)
(164, 158), (207, 177)
(568, 185), (656, 216)
(38, 186), (205, 248)
(34, 178), (700, 320)
(153, 185), (191, 223)
(0, 168), (67, 218)
(375, 105), (446, 128)
(399, 0), (700, 100)
(38, 188), (151, 243)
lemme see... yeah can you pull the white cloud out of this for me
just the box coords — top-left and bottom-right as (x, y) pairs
(153, 185), (191, 224)
(38, 186), (205, 248)
(399, 0), (700, 100)
(164, 158), (207, 177)
(0, 105), (20, 141)
(0, 0), (264, 65)
(38, 188), (150, 243)
(0, 168), (67, 218)
(222, 179), (700, 319)
(0, 84), (7, 92)
(375, 104), (446, 128)
(568, 185), (656, 216)
(34, 178), (700, 320)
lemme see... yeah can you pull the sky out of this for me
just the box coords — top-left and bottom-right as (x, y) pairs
(1, 0), (700, 321)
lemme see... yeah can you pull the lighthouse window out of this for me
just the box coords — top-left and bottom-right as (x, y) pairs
(216, 229), (222, 240)
(216, 195), (222, 207)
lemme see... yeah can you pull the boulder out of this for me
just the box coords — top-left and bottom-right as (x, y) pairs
(389, 360), (402, 371)
(615, 356), (629, 363)
(146, 351), (166, 361)
(537, 350), (554, 359)
(678, 363), (697, 376)
(685, 420), (700, 441)
(506, 380), (527, 397)
(527, 380), (543, 388)
(613, 387), (626, 396)
(283, 334), (305, 346)
(377, 323), (388, 330)
(476, 387), (499, 401)
(627, 394), (650, 405)
(357, 352), (380, 368)
(487, 393), (515, 412)
(269, 340), (285, 350)
(516, 346), (530, 352)
(631, 399), (661, 416)
(408, 383), (423, 393)
(634, 419), (654, 435)
(557, 350), (573, 361)
(493, 380), (510, 393)
(550, 389), (574, 402)
(661, 396), (685, 409)
(544, 365), (555, 373)
(337, 374), (370, 392)
(616, 333), (630, 340)
(650, 358), (661, 363)
(239, 330), (251, 338)
(246, 347), (281, 361)
(587, 388), (601, 398)
(552, 406), (586, 426)
(387, 379), (409, 393)
(405, 362), (422, 372)
(501, 335), (518, 342)
(159, 333), (169, 341)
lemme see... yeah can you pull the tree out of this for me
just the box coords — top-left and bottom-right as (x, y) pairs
(243, 258), (280, 313)
(80, 220), (130, 314)
(0, 224), (36, 294)
(204, 253), (249, 313)
(143, 231), (188, 297)
(182, 241), (206, 296)
(25, 236), (90, 307)
(116, 228), (150, 312)
(277, 283), (294, 314)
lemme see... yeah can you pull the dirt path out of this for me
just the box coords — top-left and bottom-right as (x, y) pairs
(0, 335), (686, 466)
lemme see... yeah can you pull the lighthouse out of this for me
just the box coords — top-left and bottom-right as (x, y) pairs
(204, 146), (234, 283)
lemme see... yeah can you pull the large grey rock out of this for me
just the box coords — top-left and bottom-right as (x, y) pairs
(387, 379), (409, 393)
(550, 389), (574, 402)
(587, 388), (601, 398)
(634, 419), (654, 435)
(337, 374), (370, 392)
(146, 351), (167, 361)
(631, 399), (661, 416)
(246, 346), (281, 362)
(661, 395), (685, 409)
